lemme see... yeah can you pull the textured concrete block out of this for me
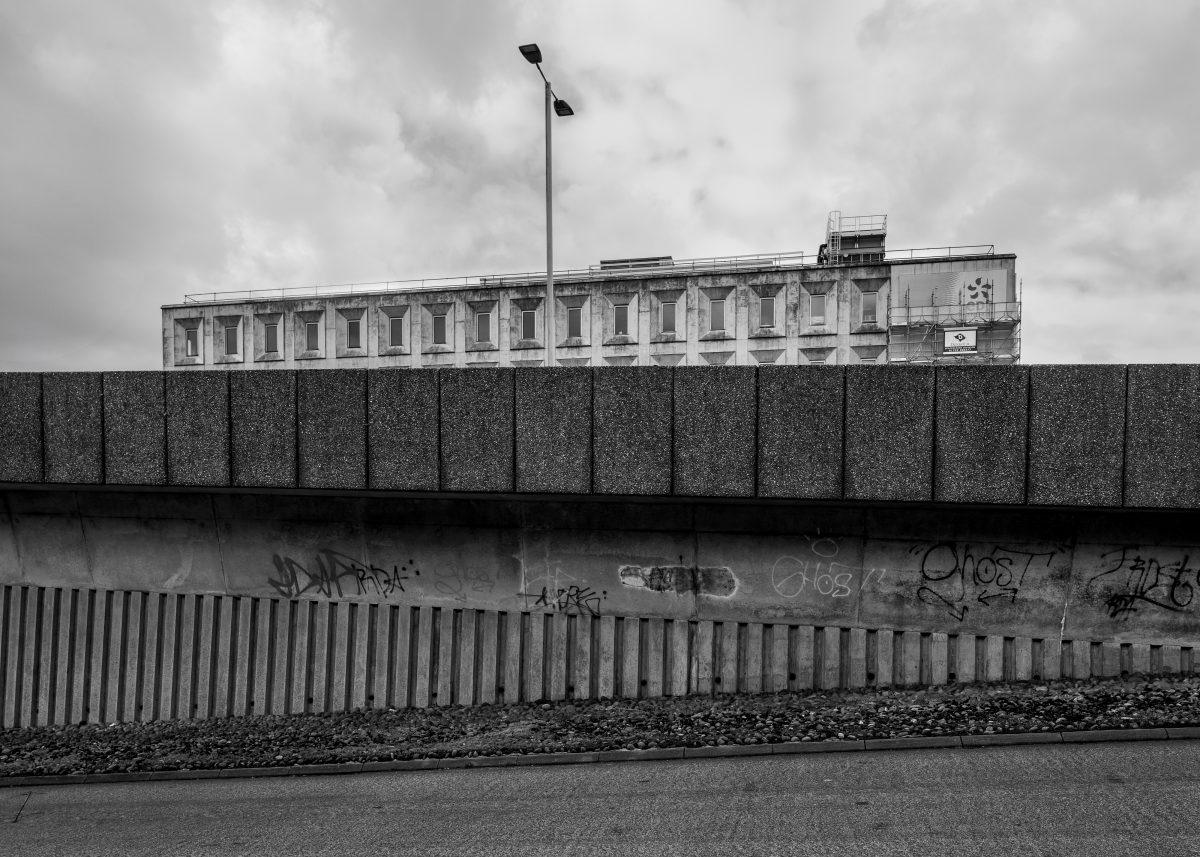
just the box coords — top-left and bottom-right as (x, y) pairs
(593, 367), (672, 495)
(1028, 365), (1124, 506)
(757, 366), (843, 499)
(515, 368), (591, 493)
(103, 372), (166, 485)
(230, 371), (296, 488)
(298, 369), (367, 489)
(42, 373), (103, 483)
(674, 367), (756, 497)
(844, 367), (934, 501)
(935, 366), (1028, 504)
(1125, 365), (1200, 508)
(0, 374), (42, 482)
(439, 368), (513, 492)
(368, 369), (439, 491)
(166, 372), (229, 487)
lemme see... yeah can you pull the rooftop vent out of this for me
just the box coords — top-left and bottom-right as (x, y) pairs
(598, 256), (674, 271)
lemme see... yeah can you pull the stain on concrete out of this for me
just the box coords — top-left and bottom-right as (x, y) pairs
(618, 564), (737, 598)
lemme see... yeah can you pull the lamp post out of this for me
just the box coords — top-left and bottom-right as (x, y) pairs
(519, 43), (574, 367)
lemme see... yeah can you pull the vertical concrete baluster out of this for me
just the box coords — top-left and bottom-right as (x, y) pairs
(367, 605), (387, 708)
(929, 633), (948, 686)
(231, 597), (252, 716)
(479, 611), (499, 705)
(525, 613), (545, 703)
(102, 592), (126, 724)
(1, 587), (15, 728)
(1070, 639), (1091, 679)
(821, 627), (841, 690)
(745, 624), (764, 694)
(793, 626), (815, 691)
(1131, 643), (1151, 676)
(621, 617), (641, 698)
(435, 608), (455, 707)
(457, 609), (477, 707)
(37, 588), (56, 726)
(1014, 637), (1032, 681)
(193, 596), (215, 720)
(213, 596), (234, 717)
(898, 630), (920, 687)
(252, 599), (270, 715)
(309, 602), (330, 712)
(985, 635), (1004, 683)
(1162, 644), (1182, 674)
(719, 622), (739, 694)
(1042, 639), (1062, 681)
(597, 616), (616, 699)
(70, 590), (91, 725)
(328, 603), (350, 712)
(691, 621), (713, 695)
(573, 614), (592, 701)
(548, 612), (568, 702)
(873, 629), (893, 688)
(350, 602), (370, 710)
(138, 593), (160, 722)
(645, 618), (665, 698)
(670, 620), (690, 696)
(54, 590), (74, 726)
(1100, 642), (1121, 677)
(175, 596), (196, 721)
(289, 601), (311, 715)
(848, 628), (867, 689)
(502, 612), (521, 705)
(391, 606), (413, 709)
(956, 634), (976, 684)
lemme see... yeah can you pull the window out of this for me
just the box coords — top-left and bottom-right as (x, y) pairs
(811, 293), (826, 325)
(347, 318), (361, 350)
(862, 292), (877, 324)
(185, 328), (198, 358)
(810, 354), (827, 365)
(433, 314), (447, 345)
(661, 301), (676, 334)
(224, 324), (239, 356)
(568, 306), (582, 339)
(710, 299), (725, 332)
(305, 321), (319, 351)
(264, 323), (278, 353)
(389, 316), (404, 348)
(476, 311), (491, 343)
(522, 309), (536, 340)
(760, 296), (775, 328)
(614, 304), (629, 336)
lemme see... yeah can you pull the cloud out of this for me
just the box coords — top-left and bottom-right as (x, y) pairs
(1, 0), (1197, 369)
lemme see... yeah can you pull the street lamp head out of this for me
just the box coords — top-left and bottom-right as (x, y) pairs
(553, 98), (574, 117)
(519, 43), (542, 64)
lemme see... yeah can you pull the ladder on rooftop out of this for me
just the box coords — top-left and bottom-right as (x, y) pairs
(826, 210), (841, 265)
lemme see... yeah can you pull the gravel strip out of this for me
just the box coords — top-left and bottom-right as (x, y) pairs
(2, 676), (1198, 779)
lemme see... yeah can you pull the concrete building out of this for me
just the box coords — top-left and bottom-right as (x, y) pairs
(162, 218), (1020, 369)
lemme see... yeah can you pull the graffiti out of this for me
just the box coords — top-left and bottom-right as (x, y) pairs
(770, 535), (884, 599)
(1088, 547), (1198, 619)
(529, 585), (606, 616)
(618, 563), (737, 597)
(431, 566), (496, 600)
(913, 542), (1058, 622)
(267, 550), (419, 600)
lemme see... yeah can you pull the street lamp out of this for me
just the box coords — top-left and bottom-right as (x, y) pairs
(519, 42), (574, 366)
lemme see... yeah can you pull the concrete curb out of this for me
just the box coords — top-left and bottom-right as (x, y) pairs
(1, 728), (1194, 789)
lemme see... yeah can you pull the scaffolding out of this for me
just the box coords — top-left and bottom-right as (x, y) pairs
(887, 293), (1022, 364)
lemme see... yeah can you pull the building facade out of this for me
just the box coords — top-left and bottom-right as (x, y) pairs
(162, 249), (1019, 370)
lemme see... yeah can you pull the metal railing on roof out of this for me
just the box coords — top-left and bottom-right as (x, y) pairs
(180, 244), (998, 305)
(888, 301), (1021, 327)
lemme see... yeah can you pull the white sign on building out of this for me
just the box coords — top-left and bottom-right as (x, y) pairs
(943, 327), (977, 354)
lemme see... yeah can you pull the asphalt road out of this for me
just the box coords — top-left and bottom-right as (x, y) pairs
(3, 741), (1199, 856)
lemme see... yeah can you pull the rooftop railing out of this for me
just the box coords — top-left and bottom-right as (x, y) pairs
(888, 301), (1021, 327)
(180, 244), (999, 305)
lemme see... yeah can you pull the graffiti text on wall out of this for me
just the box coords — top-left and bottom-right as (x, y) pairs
(268, 550), (419, 600)
(528, 585), (607, 616)
(1089, 547), (1198, 619)
(771, 536), (885, 599)
(913, 542), (1060, 622)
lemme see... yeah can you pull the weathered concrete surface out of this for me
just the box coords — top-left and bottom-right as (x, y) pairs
(935, 366), (1028, 504)
(166, 372), (229, 487)
(515, 368), (591, 493)
(592, 367), (671, 495)
(673, 366), (756, 497)
(0, 373), (42, 482)
(757, 366), (843, 499)
(845, 366), (934, 502)
(230, 370), (296, 488)
(4, 488), (1200, 646)
(1125, 364), (1200, 509)
(102, 372), (166, 485)
(368, 369), (438, 491)
(1028, 365), (1125, 506)
(298, 369), (366, 490)
(439, 368), (513, 492)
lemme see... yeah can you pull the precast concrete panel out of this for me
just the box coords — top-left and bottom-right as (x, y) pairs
(1028, 365), (1125, 506)
(673, 366), (756, 497)
(592, 367), (672, 495)
(166, 372), (230, 487)
(230, 370), (297, 488)
(367, 369), (438, 491)
(42, 373), (103, 484)
(515, 367), (592, 493)
(0, 373), (42, 482)
(934, 365), (1028, 504)
(439, 368), (514, 493)
(845, 366), (934, 502)
(298, 369), (367, 490)
(756, 366), (843, 499)
(103, 372), (166, 485)
(1124, 364), (1200, 508)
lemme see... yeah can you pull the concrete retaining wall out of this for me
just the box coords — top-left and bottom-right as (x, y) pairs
(2, 365), (1198, 509)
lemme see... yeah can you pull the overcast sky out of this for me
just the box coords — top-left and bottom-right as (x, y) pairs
(2, 1), (1198, 370)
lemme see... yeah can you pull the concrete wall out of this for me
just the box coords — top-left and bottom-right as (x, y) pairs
(2, 365), (1196, 510)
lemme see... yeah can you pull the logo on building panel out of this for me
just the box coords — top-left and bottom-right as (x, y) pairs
(944, 327), (977, 354)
